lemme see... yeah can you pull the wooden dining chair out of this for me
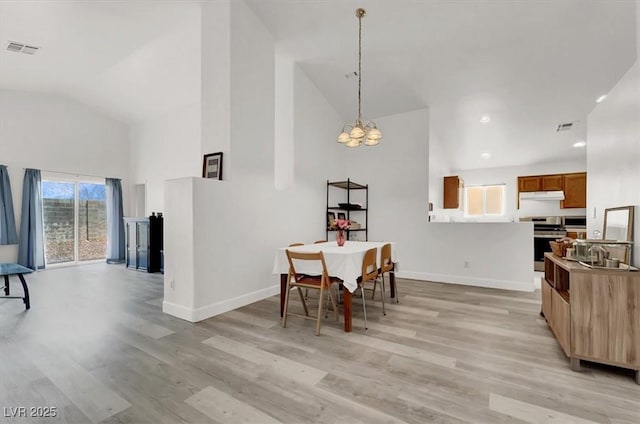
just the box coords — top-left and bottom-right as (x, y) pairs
(357, 247), (384, 330)
(283, 250), (339, 336)
(289, 243), (309, 306)
(373, 243), (397, 303)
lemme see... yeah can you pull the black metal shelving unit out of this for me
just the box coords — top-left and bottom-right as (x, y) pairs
(326, 179), (368, 241)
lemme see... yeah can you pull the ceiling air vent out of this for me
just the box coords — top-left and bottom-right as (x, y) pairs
(556, 122), (573, 132)
(6, 42), (24, 53)
(21, 45), (39, 55)
(5, 41), (39, 55)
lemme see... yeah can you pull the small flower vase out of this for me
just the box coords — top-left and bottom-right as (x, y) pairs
(336, 230), (346, 247)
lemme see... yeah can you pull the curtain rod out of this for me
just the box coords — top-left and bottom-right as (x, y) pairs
(22, 168), (120, 180)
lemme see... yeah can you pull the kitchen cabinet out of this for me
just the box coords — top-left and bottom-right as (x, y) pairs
(541, 174), (564, 191)
(543, 253), (640, 384)
(561, 172), (587, 208)
(517, 171), (586, 209)
(518, 174), (563, 192)
(518, 176), (541, 192)
(443, 176), (463, 209)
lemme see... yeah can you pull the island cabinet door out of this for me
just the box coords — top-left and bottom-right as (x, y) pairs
(571, 273), (640, 368)
(551, 289), (570, 356)
(542, 279), (552, 323)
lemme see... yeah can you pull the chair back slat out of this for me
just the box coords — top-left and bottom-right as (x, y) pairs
(361, 247), (378, 283)
(381, 243), (393, 273)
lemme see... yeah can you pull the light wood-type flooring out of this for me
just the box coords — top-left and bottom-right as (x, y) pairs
(1, 263), (638, 423)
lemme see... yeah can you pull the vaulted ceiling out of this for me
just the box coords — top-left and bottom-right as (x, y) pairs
(0, 0), (200, 124)
(246, 0), (637, 170)
(1, 0), (637, 170)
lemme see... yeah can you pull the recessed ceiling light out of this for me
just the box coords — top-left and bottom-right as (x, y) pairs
(573, 141), (586, 148)
(480, 152), (491, 159)
(479, 115), (491, 123)
(596, 95), (607, 103)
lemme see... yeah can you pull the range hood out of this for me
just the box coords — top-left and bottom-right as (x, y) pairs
(519, 191), (565, 201)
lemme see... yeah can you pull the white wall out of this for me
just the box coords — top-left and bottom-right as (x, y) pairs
(586, 59), (640, 266)
(129, 102), (201, 216)
(428, 129), (451, 212)
(127, 9), (202, 217)
(163, 0), (344, 321)
(201, 0), (231, 171)
(405, 223), (535, 291)
(342, 108), (430, 271)
(340, 107), (534, 290)
(0, 89), (129, 263)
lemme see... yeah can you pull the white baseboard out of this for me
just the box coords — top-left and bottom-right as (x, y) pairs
(395, 271), (535, 292)
(163, 284), (281, 322)
(162, 300), (197, 322)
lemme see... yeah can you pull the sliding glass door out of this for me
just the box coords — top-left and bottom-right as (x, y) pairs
(42, 176), (106, 266)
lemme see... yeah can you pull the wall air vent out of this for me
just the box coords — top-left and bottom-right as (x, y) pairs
(556, 122), (573, 132)
(5, 41), (39, 55)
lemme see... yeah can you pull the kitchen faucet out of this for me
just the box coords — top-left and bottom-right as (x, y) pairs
(589, 245), (609, 266)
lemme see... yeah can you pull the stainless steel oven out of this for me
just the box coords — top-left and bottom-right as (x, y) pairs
(520, 216), (566, 271)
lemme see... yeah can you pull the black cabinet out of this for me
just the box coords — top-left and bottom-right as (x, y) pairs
(125, 215), (163, 273)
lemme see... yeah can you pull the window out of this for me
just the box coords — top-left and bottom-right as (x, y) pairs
(464, 184), (505, 217)
(42, 175), (106, 266)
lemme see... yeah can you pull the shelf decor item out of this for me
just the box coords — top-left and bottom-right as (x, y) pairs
(335, 219), (350, 247)
(202, 152), (223, 180)
(336, 8), (382, 148)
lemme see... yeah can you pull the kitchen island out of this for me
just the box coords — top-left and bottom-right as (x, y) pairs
(397, 222), (535, 292)
(543, 252), (640, 384)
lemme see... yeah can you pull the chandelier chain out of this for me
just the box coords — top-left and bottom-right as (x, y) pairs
(336, 8), (381, 147)
(357, 11), (362, 123)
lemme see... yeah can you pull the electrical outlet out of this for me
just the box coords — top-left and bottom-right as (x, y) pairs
(464, 261), (470, 269)
(170, 279), (175, 289)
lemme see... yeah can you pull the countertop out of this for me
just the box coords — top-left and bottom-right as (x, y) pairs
(544, 252), (639, 274)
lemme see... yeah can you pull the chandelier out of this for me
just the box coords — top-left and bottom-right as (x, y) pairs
(337, 8), (382, 147)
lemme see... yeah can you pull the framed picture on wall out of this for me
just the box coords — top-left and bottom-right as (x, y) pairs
(202, 152), (223, 180)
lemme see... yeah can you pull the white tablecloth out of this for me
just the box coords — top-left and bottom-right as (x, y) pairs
(273, 241), (398, 293)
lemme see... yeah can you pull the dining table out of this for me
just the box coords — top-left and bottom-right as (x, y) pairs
(273, 241), (398, 332)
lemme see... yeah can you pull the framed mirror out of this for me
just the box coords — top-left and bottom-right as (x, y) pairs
(603, 205), (634, 241)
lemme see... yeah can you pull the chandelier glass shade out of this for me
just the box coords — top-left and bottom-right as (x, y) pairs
(337, 8), (382, 147)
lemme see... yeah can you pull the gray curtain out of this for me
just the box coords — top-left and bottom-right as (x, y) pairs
(18, 169), (45, 270)
(106, 178), (125, 263)
(0, 165), (18, 245)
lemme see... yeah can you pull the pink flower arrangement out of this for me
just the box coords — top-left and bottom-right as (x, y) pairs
(335, 219), (351, 230)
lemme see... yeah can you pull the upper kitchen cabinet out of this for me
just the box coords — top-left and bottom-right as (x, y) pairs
(517, 171), (586, 209)
(443, 176), (463, 209)
(541, 175), (564, 191)
(518, 176), (541, 192)
(561, 172), (587, 208)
